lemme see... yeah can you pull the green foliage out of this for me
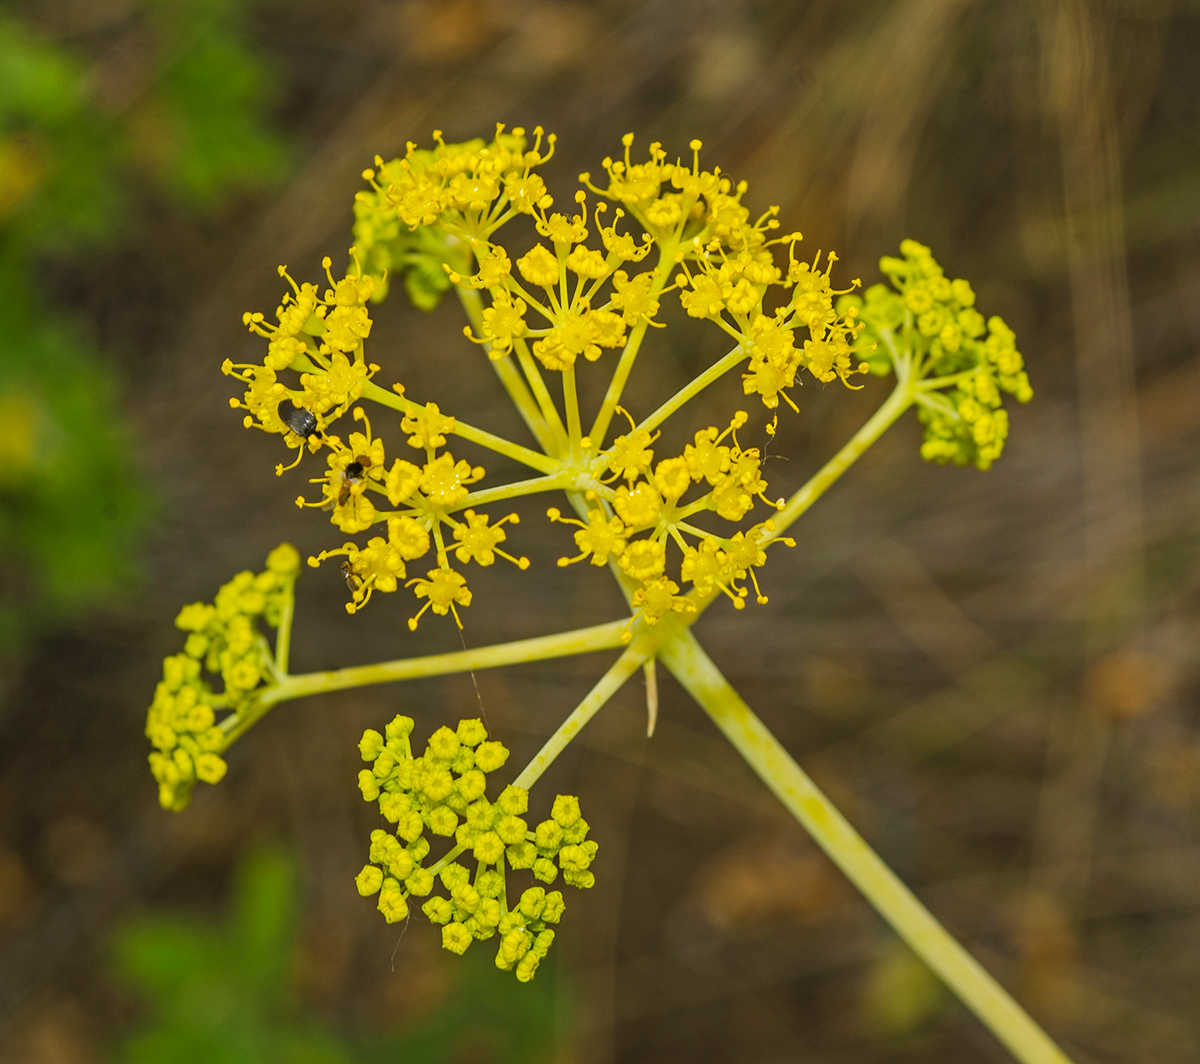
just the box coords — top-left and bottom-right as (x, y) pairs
(0, 0), (290, 650)
(110, 847), (559, 1064)
(113, 848), (351, 1064)
(0, 284), (147, 641)
(137, 0), (290, 207)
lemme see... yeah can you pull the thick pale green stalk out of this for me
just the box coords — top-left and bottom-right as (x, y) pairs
(222, 619), (630, 745)
(513, 644), (648, 789)
(660, 630), (1073, 1064)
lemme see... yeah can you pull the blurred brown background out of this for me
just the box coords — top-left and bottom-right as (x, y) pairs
(2, 0), (1199, 1061)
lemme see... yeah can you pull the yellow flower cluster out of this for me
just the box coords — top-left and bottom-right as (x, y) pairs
(450, 187), (662, 369)
(549, 408), (795, 634)
(582, 137), (870, 408)
(145, 544), (300, 811)
(581, 135), (769, 256)
(234, 245), (530, 626)
(226, 128), (898, 640)
(351, 127), (551, 308)
(354, 716), (595, 980)
(687, 248), (868, 409)
(846, 240), (1033, 470)
(303, 403), (527, 626)
(350, 124), (557, 302)
(227, 255), (380, 474)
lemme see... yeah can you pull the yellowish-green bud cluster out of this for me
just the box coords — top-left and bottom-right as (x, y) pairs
(352, 131), (538, 307)
(353, 715), (596, 980)
(145, 543), (300, 810)
(844, 239), (1033, 471)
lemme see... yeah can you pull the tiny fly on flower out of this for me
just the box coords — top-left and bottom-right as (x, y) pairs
(341, 560), (363, 593)
(337, 461), (365, 507)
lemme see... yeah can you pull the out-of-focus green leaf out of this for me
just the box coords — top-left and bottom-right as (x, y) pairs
(0, 0), (293, 652)
(110, 847), (560, 1064)
(134, 0), (291, 206)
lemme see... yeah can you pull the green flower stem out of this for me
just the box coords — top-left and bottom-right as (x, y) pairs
(361, 380), (558, 475)
(589, 318), (652, 448)
(274, 575), (297, 676)
(656, 373), (915, 629)
(638, 343), (746, 435)
(563, 367), (582, 451)
(514, 338), (569, 455)
(512, 644), (650, 790)
(428, 842), (467, 876)
(589, 243), (679, 447)
(457, 472), (571, 510)
(772, 372), (914, 540)
(495, 355), (557, 453)
(456, 287), (555, 452)
(919, 371), (975, 391)
(659, 630), (1072, 1064)
(222, 619), (631, 746)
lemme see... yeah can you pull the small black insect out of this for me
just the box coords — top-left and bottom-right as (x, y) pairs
(337, 461), (366, 506)
(341, 560), (363, 593)
(279, 400), (318, 438)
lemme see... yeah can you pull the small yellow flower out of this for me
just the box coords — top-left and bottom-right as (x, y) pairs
(683, 426), (733, 484)
(617, 538), (666, 581)
(355, 865), (383, 896)
(402, 401), (455, 450)
(420, 454), (484, 508)
(547, 508), (626, 568)
(378, 879), (409, 923)
(516, 243), (560, 288)
(538, 211), (587, 246)
(388, 515), (431, 560)
(478, 292), (527, 356)
(653, 456), (691, 501)
(565, 244), (608, 279)
(679, 272), (725, 319)
(724, 278), (759, 317)
(608, 270), (660, 325)
(612, 481), (663, 529)
(604, 417), (657, 482)
(597, 210), (653, 264)
(385, 459), (422, 504)
(452, 510), (528, 568)
(407, 567), (472, 629)
(643, 196), (682, 229)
